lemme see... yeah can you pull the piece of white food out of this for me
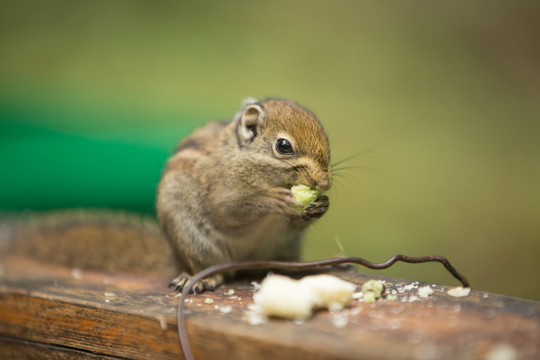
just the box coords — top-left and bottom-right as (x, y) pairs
(253, 274), (356, 319)
(300, 274), (356, 311)
(447, 286), (471, 297)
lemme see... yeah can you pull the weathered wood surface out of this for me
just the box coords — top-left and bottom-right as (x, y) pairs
(0, 256), (539, 360)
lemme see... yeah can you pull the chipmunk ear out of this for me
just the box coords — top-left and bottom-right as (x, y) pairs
(238, 104), (265, 144)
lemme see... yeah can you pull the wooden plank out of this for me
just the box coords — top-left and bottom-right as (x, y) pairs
(0, 336), (118, 359)
(0, 256), (539, 360)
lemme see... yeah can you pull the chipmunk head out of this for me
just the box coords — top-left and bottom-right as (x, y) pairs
(236, 98), (331, 191)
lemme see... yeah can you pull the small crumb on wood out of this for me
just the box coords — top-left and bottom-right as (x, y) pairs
(332, 314), (349, 329)
(71, 268), (83, 280)
(251, 281), (261, 291)
(331, 314), (348, 328)
(417, 286), (434, 298)
(447, 287), (471, 297)
(245, 312), (266, 325)
(485, 343), (518, 360)
(220, 305), (232, 314)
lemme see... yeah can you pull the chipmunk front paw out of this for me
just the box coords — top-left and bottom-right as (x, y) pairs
(302, 195), (329, 221)
(169, 272), (224, 293)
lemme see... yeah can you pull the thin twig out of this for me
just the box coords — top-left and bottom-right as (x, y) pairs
(177, 255), (470, 360)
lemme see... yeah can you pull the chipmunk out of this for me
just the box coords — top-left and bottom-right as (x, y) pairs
(0, 98), (332, 292)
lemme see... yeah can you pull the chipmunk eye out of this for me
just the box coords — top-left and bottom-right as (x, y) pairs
(275, 138), (294, 155)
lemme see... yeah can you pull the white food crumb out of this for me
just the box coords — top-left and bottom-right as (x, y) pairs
(204, 298), (214, 305)
(331, 314), (348, 328)
(403, 283), (416, 291)
(219, 306), (232, 314)
(350, 307), (361, 316)
(226, 289), (235, 296)
(417, 286), (434, 298)
(447, 287), (471, 297)
(352, 292), (363, 299)
(485, 343), (518, 360)
(71, 268), (83, 280)
(246, 312), (266, 325)
(251, 281), (261, 291)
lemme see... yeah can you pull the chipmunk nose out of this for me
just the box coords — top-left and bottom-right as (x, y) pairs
(298, 159), (332, 191)
(315, 173), (332, 191)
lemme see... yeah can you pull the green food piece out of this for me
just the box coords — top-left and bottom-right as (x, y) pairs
(291, 185), (322, 207)
(361, 279), (385, 303)
(363, 292), (377, 304)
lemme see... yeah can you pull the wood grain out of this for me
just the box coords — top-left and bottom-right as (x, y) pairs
(0, 256), (538, 359)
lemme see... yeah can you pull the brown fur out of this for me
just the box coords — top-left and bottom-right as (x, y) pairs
(261, 99), (330, 171)
(157, 98), (332, 290)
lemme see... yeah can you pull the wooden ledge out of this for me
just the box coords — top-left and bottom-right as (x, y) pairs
(0, 256), (539, 359)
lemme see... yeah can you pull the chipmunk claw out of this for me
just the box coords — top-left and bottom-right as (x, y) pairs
(169, 272), (224, 293)
(168, 273), (190, 292)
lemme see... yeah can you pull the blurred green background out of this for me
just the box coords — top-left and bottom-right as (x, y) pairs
(1, 1), (539, 300)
